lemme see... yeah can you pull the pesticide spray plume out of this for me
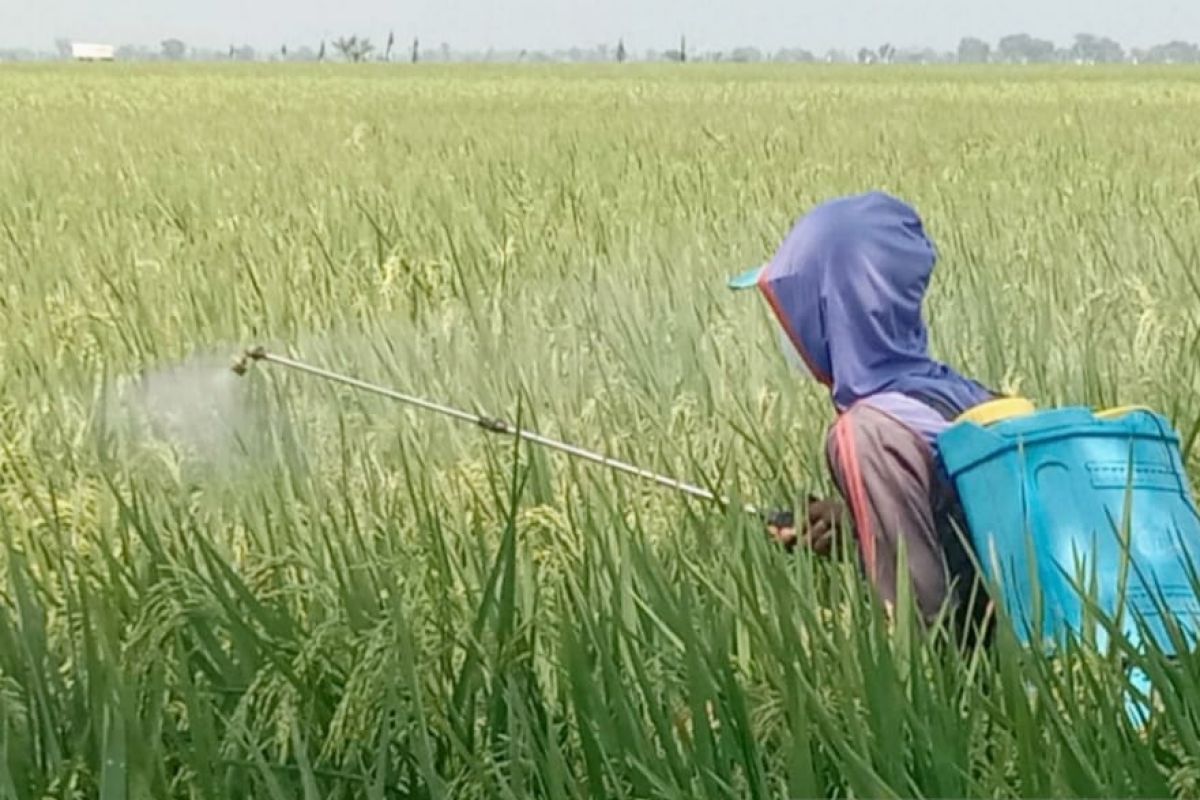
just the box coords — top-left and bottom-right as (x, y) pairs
(233, 345), (761, 517)
(105, 344), (297, 479)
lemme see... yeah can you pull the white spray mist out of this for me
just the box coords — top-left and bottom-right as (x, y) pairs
(108, 349), (290, 474)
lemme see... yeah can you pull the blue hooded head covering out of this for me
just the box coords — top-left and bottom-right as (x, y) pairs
(752, 191), (991, 416)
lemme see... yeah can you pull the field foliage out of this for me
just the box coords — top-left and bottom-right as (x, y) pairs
(3, 63), (1200, 797)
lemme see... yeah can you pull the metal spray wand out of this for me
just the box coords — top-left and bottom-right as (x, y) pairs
(232, 346), (762, 517)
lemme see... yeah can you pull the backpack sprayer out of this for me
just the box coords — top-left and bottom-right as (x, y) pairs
(231, 346), (782, 524)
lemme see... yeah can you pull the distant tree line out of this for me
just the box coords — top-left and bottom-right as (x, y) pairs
(951, 33), (1200, 65)
(6, 32), (1200, 65)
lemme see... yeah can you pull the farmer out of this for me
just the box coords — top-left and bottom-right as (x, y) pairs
(729, 191), (994, 634)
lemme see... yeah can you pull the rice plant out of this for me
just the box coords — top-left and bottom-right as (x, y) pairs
(2, 62), (1200, 797)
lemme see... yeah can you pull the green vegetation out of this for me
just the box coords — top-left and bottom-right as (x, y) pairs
(2, 63), (1200, 797)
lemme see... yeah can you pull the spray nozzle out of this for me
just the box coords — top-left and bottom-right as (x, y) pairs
(230, 346), (267, 376)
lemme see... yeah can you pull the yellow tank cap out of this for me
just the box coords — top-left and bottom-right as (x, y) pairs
(956, 397), (1036, 426)
(1095, 405), (1153, 420)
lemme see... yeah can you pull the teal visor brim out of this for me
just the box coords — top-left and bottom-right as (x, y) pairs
(726, 264), (765, 290)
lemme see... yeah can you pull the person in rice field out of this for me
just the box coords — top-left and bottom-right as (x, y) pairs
(728, 191), (994, 639)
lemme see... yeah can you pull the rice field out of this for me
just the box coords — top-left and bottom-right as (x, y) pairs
(3, 62), (1200, 797)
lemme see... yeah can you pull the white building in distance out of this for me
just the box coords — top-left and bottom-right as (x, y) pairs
(71, 42), (115, 61)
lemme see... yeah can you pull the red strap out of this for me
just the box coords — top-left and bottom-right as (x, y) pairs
(834, 413), (875, 578)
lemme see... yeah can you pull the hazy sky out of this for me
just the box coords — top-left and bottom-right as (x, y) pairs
(7, 0), (1200, 54)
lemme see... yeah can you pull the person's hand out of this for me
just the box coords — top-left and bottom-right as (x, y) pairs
(765, 496), (847, 556)
(765, 508), (799, 550)
(803, 496), (846, 557)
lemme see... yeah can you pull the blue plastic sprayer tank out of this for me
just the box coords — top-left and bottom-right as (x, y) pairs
(937, 406), (1200, 654)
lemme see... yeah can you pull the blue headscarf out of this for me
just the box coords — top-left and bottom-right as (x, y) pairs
(757, 191), (991, 416)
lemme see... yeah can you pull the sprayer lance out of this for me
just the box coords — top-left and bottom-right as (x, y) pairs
(232, 346), (759, 516)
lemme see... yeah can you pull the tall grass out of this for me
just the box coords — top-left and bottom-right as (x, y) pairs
(2, 63), (1200, 797)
